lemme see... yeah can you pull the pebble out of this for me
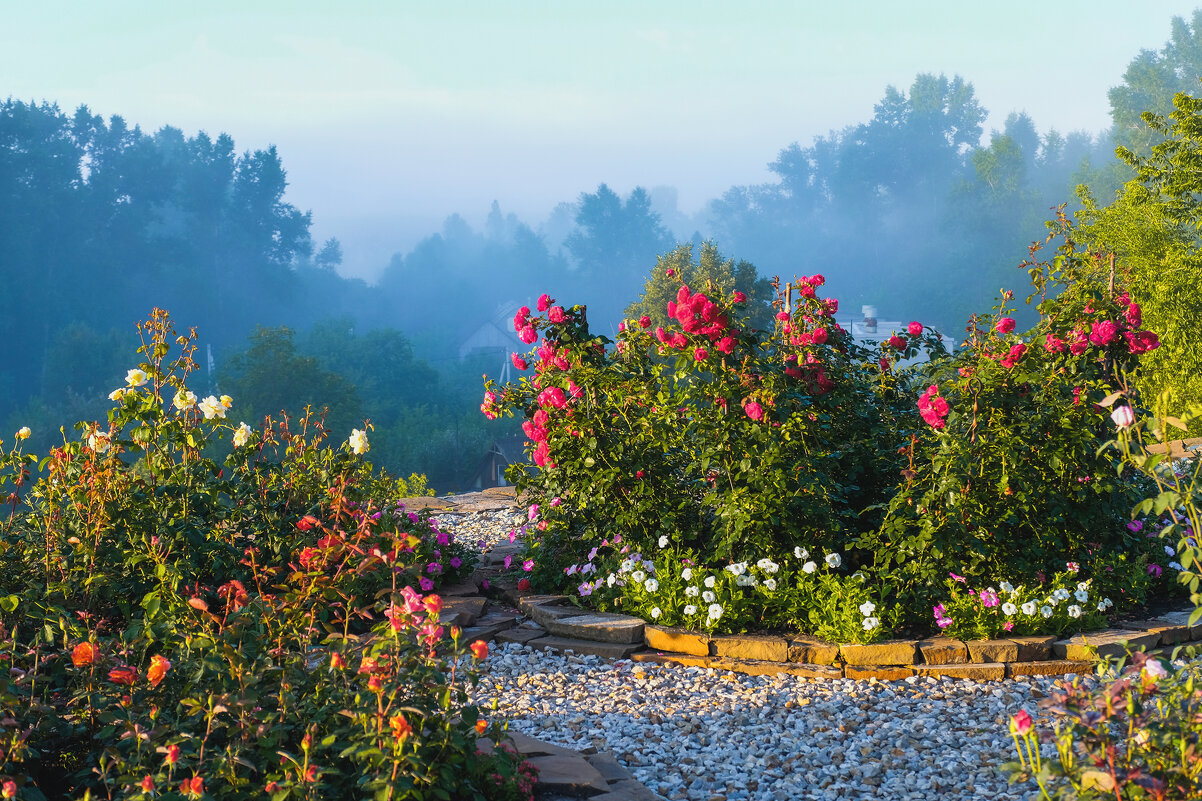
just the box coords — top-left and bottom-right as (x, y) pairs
(453, 508), (1051, 801)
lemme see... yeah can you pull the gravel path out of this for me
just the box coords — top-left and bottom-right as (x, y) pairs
(442, 507), (1050, 800)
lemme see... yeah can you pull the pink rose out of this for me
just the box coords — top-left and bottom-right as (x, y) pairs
(995, 317), (1016, 334)
(1089, 320), (1119, 346)
(743, 401), (764, 422)
(693, 347), (708, 361)
(548, 306), (567, 324)
(887, 335), (906, 350)
(638, 315), (651, 328)
(511, 353), (528, 371)
(537, 294), (551, 312)
(519, 325), (538, 345)
(907, 321), (923, 337)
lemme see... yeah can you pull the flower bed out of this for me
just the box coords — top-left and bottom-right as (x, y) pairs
(0, 310), (537, 800)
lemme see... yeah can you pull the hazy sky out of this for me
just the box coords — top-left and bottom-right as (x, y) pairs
(6, 1), (1200, 279)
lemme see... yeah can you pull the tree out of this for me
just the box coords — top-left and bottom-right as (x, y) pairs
(625, 241), (773, 332)
(315, 237), (343, 270)
(1077, 90), (1202, 425)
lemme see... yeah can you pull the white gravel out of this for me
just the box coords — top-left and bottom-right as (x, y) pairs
(442, 509), (1058, 801)
(470, 643), (1049, 801)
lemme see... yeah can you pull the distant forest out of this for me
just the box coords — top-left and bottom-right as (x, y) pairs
(3, 10), (1201, 489)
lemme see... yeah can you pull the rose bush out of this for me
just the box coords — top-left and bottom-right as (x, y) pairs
(486, 218), (1171, 637)
(0, 309), (533, 800)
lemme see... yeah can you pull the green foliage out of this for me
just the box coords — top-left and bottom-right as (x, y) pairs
(1078, 90), (1202, 433)
(0, 310), (530, 800)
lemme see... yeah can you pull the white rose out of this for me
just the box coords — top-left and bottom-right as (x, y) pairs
(15, 427), (30, 440)
(173, 389), (197, 411)
(125, 368), (148, 387)
(233, 422), (252, 448)
(87, 430), (111, 453)
(349, 428), (370, 455)
(199, 395), (226, 420)
(109, 388), (126, 402)
(1110, 405), (1135, 428)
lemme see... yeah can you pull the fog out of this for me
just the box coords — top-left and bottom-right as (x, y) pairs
(4, 6), (1202, 489)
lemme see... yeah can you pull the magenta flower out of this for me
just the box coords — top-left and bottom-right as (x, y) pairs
(1127, 519), (1143, 533)
(587, 547), (599, 561)
(522, 560), (534, 572)
(908, 321), (923, 337)
(949, 572), (966, 584)
(426, 562), (443, 575)
(979, 589), (999, 608)
(995, 317), (1016, 334)
(450, 557), (462, 569)
(528, 504), (540, 521)
(743, 401), (764, 422)
(419, 577), (434, 591)
(1066, 561), (1079, 573)
(504, 555), (513, 570)
(1148, 564), (1163, 577)
(537, 293), (551, 312)
(1002, 621), (1014, 632)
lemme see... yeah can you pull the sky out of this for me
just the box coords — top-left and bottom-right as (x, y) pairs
(6, 1), (1201, 280)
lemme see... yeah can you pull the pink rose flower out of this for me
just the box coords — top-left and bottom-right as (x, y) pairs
(537, 294), (551, 312)
(995, 317), (1016, 334)
(907, 321), (923, 337)
(743, 401), (764, 422)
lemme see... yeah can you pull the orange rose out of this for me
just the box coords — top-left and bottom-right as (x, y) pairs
(71, 641), (96, 667)
(390, 714), (412, 742)
(475, 719), (487, 734)
(108, 665), (138, 686)
(147, 654), (171, 687)
(422, 594), (442, 616)
(469, 640), (488, 660)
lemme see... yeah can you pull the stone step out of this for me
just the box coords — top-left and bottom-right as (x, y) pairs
(496, 628), (548, 646)
(437, 596), (488, 627)
(545, 613), (645, 645)
(1053, 629), (1162, 660)
(528, 636), (644, 660)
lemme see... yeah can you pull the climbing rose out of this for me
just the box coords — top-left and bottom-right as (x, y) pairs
(518, 325), (538, 344)
(887, 335), (906, 350)
(470, 640), (489, 659)
(1089, 319), (1119, 346)
(349, 428), (370, 454)
(537, 294), (551, 312)
(743, 401), (764, 422)
(548, 306), (566, 324)
(1110, 405), (1135, 429)
(907, 321), (923, 337)
(995, 317), (1015, 334)
(125, 368), (149, 387)
(198, 395), (226, 420)
(232, 422), (253, 447)
(511, 353), (528, 371)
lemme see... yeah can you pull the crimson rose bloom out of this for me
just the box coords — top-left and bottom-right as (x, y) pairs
(995, 317), (1016, 334)
(907, 321), (923, 337)
(743, 401), (764, 422)
(887, 335), (906, 350)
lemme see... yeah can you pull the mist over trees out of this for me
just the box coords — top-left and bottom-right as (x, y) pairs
(5, 9), (1202, 488)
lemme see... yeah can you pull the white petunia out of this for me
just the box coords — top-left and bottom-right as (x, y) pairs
(1076, 581), (1090, 592)
(756, 558), (779, 574)
(685, 585), (700, 598)
(825, 553), (842, 569)
(704, 576), (716, 588)
(859, 601), (876, 616)
(349, 428), (370, 455)
(619, 559), (635, 573)
(726, 562), (747, 576)
(702, 590), (716, 603)
(650, 607), (662, 619)
(735, 575), (756, 586)
(1021, 601), (1037, 616)
(1097, 601), (1108, 612)
(794, 547), (809, 560)
(1067, 605), (1082, 618)
(999, 581), (1015, 594)
(644, 578), (659, 592)
(1103, 597), (1113, 609)
(1040, 606), (1053, 618)
(707, 603), (723, 620)
(233, 422), (252, 448)
(802, 561), (817, 574)
(1002, 602), (1018, 616)
(763, 578), (777, 591)
(681, 568), (693, 581)
(607, 574), (618, 587)
(1074, 589), (1089, 603)
(1053, 588), (1071, 602)
(684, 604), (697, 616)
(862, 617), (879, 631)
(658, 535), (669, 548)
(631, 570), (646, 583)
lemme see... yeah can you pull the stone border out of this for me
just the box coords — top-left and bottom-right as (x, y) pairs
(496, 595), (1200, 682)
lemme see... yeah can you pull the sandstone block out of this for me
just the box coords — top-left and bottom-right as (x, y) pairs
(525, 754), (611, 796)
(917, 637), (968, 665)
(710, 633), (789, 662)
(967, 638), (1018, 663)
(843, 664), (915, 681)
(529, 636), (643, 659)
(1053, 629), (1162, 661)
(1006, 660), (1093, 678)
(1008, 635), (1058, 662)
(915, 662), (1005, 681)
(787, 635), (841, 665)
(839, 640), (918, 666)
(644, 624), (710, 657)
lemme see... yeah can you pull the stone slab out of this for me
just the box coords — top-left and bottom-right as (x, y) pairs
(530, 636), (644, 659)
(524, 754), (611, 796)
(1142, 609), (1202, 639)
(1123, 618), (1195, 646)
(587, 752), (636, 784)
(590, 780), (667, 801)
(629, 652), (713, 669)
(787, 636), (841, 666)
(439, 596), (487, 627)
(546, 613), (645, 644)
(523, 600), (582, 629)
(505, 731), (582, 758)
(1053, 629), (1162, 660)
(915, 662), (1005, 681)
(1008, 635), (1058, 662)
(839, 640), (918, 666)
(1006, 660), (1094, 678)
(710, 633), (789, 662)
(917, 638), (968, 665)
(967, 638), (1019, 664)
(644, 624), (710, 657)
(844, 664), (915, 681)
(437, 580), (479, 597)
(496, 629), (547, 645)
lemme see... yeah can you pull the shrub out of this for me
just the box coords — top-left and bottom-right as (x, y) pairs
(0, 309), (532, 800)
